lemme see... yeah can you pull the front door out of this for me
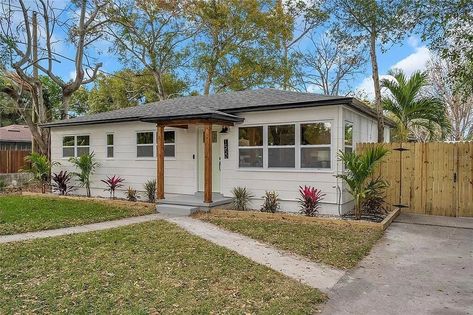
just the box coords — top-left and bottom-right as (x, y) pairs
(198, 127), (221, 192)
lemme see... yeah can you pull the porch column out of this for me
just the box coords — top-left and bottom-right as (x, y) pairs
(204, 123), (213, 203)
(156, 124), (165, 200)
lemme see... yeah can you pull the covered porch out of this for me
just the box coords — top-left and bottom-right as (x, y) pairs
(141, 112), (243, 207)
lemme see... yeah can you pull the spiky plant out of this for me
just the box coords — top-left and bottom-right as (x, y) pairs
(231, 186), (254, 211)
(260, 191), (280, 213)
(336, 146), (389, 220)
(298, 186), (325, 217)
(101, 175), (125, 199)
(126, 187), (138, 202)
(69, 152), (100, 197)
(144, 179), (157, 203)
(23, 152), (59, 193)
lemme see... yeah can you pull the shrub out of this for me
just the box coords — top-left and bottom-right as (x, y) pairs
(22, 152), (59, 193)
(101, 175), (125, 199)
(260, 191), (280, 213)
(0, 179), (6, 191)
(51, 171), (75, 195)
(298, 186), (325, 217)
(69, 152), (100, 197)
(231, 186), (254, 211)
(126, 187), (139, 202)
(362, 177), (389, 216)
(144, 179), (157, 203)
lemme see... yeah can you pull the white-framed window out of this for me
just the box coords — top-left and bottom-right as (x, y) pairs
(106, 133), (114, 158)
(300, 122), (331, 169)
(137, 132), (154, 158)
(164, 131), (176, 157)
(268, 124), (295, 168)
(136, 130), (176, 158)
(62, 135), (90, 158)
(344, 122), (353, 153)
(238, 126), (263, 167)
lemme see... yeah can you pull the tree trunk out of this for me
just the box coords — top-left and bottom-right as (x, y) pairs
(370, 30), (384, 143)
(151, 70), (166, 100)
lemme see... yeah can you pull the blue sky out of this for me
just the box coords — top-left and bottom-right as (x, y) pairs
(6, 1), (432, 100)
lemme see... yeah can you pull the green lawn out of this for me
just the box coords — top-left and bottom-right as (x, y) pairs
(0, 221), (325, 314)
(0, 195), (155, 235)
(195, 210), (383, 269)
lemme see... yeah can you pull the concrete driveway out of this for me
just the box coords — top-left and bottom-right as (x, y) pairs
(322, 213), (473, 315)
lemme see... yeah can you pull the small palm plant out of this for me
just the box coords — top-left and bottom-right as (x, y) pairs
(231, 186), (254, 211)
(144, 179), (157, 203)
(336, 146), (389, 220)
(23, 152), (59, 193)
(101, 175), (125, 199)
(69, 152), (99, 197)
(51, 171), (75, 195)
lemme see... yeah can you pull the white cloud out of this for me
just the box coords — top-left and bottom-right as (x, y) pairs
(356, 44), (431, 99)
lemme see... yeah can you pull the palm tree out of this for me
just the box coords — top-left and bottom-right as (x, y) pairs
(69, 152), (100, 197)
(337, 146), (389, 220)
(381, 69), (448, 142)
(22, 152), (59, 193)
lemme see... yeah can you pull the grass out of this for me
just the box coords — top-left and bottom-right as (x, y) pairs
(0, 221), (325, 314)
(194, 210), (384, 269)
(0, 195), (155, 235)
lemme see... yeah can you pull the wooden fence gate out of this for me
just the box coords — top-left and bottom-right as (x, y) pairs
(0, 150), (30, 173)
(357, 142), (473, 217)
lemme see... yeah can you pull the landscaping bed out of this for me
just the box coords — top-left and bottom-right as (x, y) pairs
(194, 209), (385, 269)
(0, 220), (325, 314)
(0, 194), (155, 235)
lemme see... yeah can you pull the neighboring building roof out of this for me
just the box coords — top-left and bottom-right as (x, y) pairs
(41, 88), (395, 127)
(0, 125), (32, 143)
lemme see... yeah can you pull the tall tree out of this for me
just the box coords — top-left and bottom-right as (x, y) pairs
(105, 0), (192, 100)
(328, 0), (417, 142)
(381, 69), (447, 142)
(427, 56), (473, 141)
(189, 0), (294, 95)
(0, 0), (108, 154)
(296, 34), (365, 95)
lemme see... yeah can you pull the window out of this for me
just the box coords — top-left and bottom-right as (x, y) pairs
(107, 134), (114, 158)
(268, 124), (295, 168)
(300, 122), (331, 169)
(62, 135), (90, 158)
(344, 122), (353, 153)
(137, 132), (154, 157)
(238, 126), (263, 167)
(136, 130), (175, 158)
(164, 131), (175, 157)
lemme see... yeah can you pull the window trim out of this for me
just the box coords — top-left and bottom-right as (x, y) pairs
(106, 133), (114, 159)
(62, 134), (90, 158)
(344, 121), (354, 153)
(238, 125), (264, 168)
(237, 120), (333, 171)
(135, 130), (176, 159)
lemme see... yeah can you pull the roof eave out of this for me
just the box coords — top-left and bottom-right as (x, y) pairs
(140, 113), (244, 124)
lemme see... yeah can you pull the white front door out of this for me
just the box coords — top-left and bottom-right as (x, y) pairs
(197, 127), (221, 192)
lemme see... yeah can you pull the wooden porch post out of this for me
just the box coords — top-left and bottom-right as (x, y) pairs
(156, 124), (165, 200)
(204, 124), (213, 203)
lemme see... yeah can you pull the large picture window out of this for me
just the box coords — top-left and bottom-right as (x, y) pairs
(137, 130), (176, 158)
(300, 122), (331, 169)
(62, 135), (90, 158)
(238, 126), (263, 167)
(268, 124), (295, 168)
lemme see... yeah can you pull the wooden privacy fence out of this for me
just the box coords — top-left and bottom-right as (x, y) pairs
(357, 142), (473, 217)
(0, 150), (30, 173)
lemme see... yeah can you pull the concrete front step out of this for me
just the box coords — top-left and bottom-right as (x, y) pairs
(156, 204), (198, 216)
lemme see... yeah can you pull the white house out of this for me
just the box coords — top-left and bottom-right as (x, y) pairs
(43, 89), (392, 215)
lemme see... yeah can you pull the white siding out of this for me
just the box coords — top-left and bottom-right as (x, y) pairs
(50, 121), (198, 199)
(49, 104), (383, 215)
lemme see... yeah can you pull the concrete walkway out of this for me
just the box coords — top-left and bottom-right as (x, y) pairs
(0, 214), (160, 244)
(162, 214), (345, 292)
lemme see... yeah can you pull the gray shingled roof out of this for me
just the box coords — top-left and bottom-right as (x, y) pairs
(42, 88), (391, 127)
